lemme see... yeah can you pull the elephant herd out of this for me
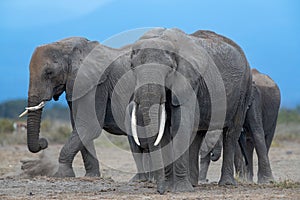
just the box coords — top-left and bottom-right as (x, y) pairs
(21, 28), (280, 194)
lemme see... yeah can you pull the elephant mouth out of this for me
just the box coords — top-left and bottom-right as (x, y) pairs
(52, 84), (65, 101)
(131, 102), (166, 147)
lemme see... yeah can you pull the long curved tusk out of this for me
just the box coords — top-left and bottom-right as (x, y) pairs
(131, 103), (140, 146)
(19, 110), (28, 118)
(154, 103), (166, 146)
(19, 101), (46, 118)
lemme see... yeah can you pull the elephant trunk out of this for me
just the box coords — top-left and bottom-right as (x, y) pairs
(210, 138), (222, 162)
(27, 96), (48, 153)
(140, 100), (159, 145)
(132, 84), (166, 147)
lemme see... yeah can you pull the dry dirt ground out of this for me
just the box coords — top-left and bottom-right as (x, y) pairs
(0, 134), (299, 199)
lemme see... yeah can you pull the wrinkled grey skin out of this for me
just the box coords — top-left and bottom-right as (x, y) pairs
(244, 68), (281, 183)
(199, 69), (281, 184)
(26, 37), (132, 178)
(128, 28), (252, 192)
(199, 134), (223, 183)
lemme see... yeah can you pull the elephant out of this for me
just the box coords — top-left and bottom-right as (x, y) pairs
(22, 37), (135, 177)
(199, 68), (281, 184)
(127, 28), (252, 192)
(244, 68), (281, 183)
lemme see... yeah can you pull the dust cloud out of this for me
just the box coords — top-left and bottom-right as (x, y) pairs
(20, 150), (58, 178)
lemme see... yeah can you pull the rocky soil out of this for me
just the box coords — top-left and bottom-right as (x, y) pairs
(0, 136), (299, 199)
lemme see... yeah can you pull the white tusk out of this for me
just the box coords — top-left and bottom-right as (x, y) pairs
(26, 101), (45, 111)
(154, 103), (166, 146)
(19, 110), (28, 118)
(19, 101), (46, 118)
(131, 103), (140, 146)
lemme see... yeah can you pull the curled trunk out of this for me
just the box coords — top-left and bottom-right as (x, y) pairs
(27, 96), (48, 153)
(211, 137), (222, 162)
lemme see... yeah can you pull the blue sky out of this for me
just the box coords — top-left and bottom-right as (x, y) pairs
(0, 0), (299, 107)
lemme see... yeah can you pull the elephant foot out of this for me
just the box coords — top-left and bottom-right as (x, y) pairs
(246, 172), (254, 183)
(258, 175), (274, 184)
(157, 179), (166, 195)
(199, 178), (209, 183)
(173, 178), (194, 192)
(164, 170), (174, 191)
(129, 173), (150, 183)
(190, 176), (199, 187)
(235, 173), (248, 183)
(85, 170), (100, 177)
(218, 175), (237, 186)
(164, 176), (174, 192)
(53, 163), (75, 177)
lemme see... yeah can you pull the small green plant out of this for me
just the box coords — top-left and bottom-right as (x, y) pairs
(57, 125), (71, 138)
(270, 140), (281, 147)
(0, 118), (14, 133)
(41, 120), (52, 132)
(273, 179), (300, 189)
(94, 131), (130, 150)
(43, 124), (71, 143)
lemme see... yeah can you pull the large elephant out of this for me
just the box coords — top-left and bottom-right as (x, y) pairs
(22, 37), (133, 177)
(199, 68), (281, 184)
(127, 28), (252, 192)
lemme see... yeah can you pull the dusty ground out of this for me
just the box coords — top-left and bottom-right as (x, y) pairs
(0, 134), (299, 199)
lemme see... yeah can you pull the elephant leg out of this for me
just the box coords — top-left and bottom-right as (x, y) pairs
(253, 132), (273, 183)
(81, 144), (100, 177)
(253, 132), (274, 183)
(128, 135), (149, 182)
(125, 102), (150, 182)
(161, 121), (174, 191)
(234, 142), (246, 182)
(246, 103), (274, 183)
(219, 126), (241, 186)
(171, 105), (194, 192)
(265, 126), (276, 153)
(79, 85), (107, 177)
(55, 87), (105, 178)
(189, 131), (206, 186)
(245, 135), (254, 182)
(199, 153), (210, 183)
(54, 130), (83, 177)
(148, 144), (166, 195)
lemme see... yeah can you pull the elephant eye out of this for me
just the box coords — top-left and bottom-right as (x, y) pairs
(44, 68), (55, 79)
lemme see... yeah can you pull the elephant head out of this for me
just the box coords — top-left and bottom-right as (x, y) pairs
(129, 37), (177, 147)
(129, 28), (212, 148)
(23, 37), (99, 153)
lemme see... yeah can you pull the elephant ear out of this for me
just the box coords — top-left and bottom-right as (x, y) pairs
(168, 55), (201, 106)
(66, 40), (128, 102)
(159, 28), (211, 106)
(54, 37), (99, 101)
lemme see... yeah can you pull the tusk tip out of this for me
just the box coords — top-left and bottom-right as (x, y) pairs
(134, 138), (141, 146)
(18, 110), (28, 118)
